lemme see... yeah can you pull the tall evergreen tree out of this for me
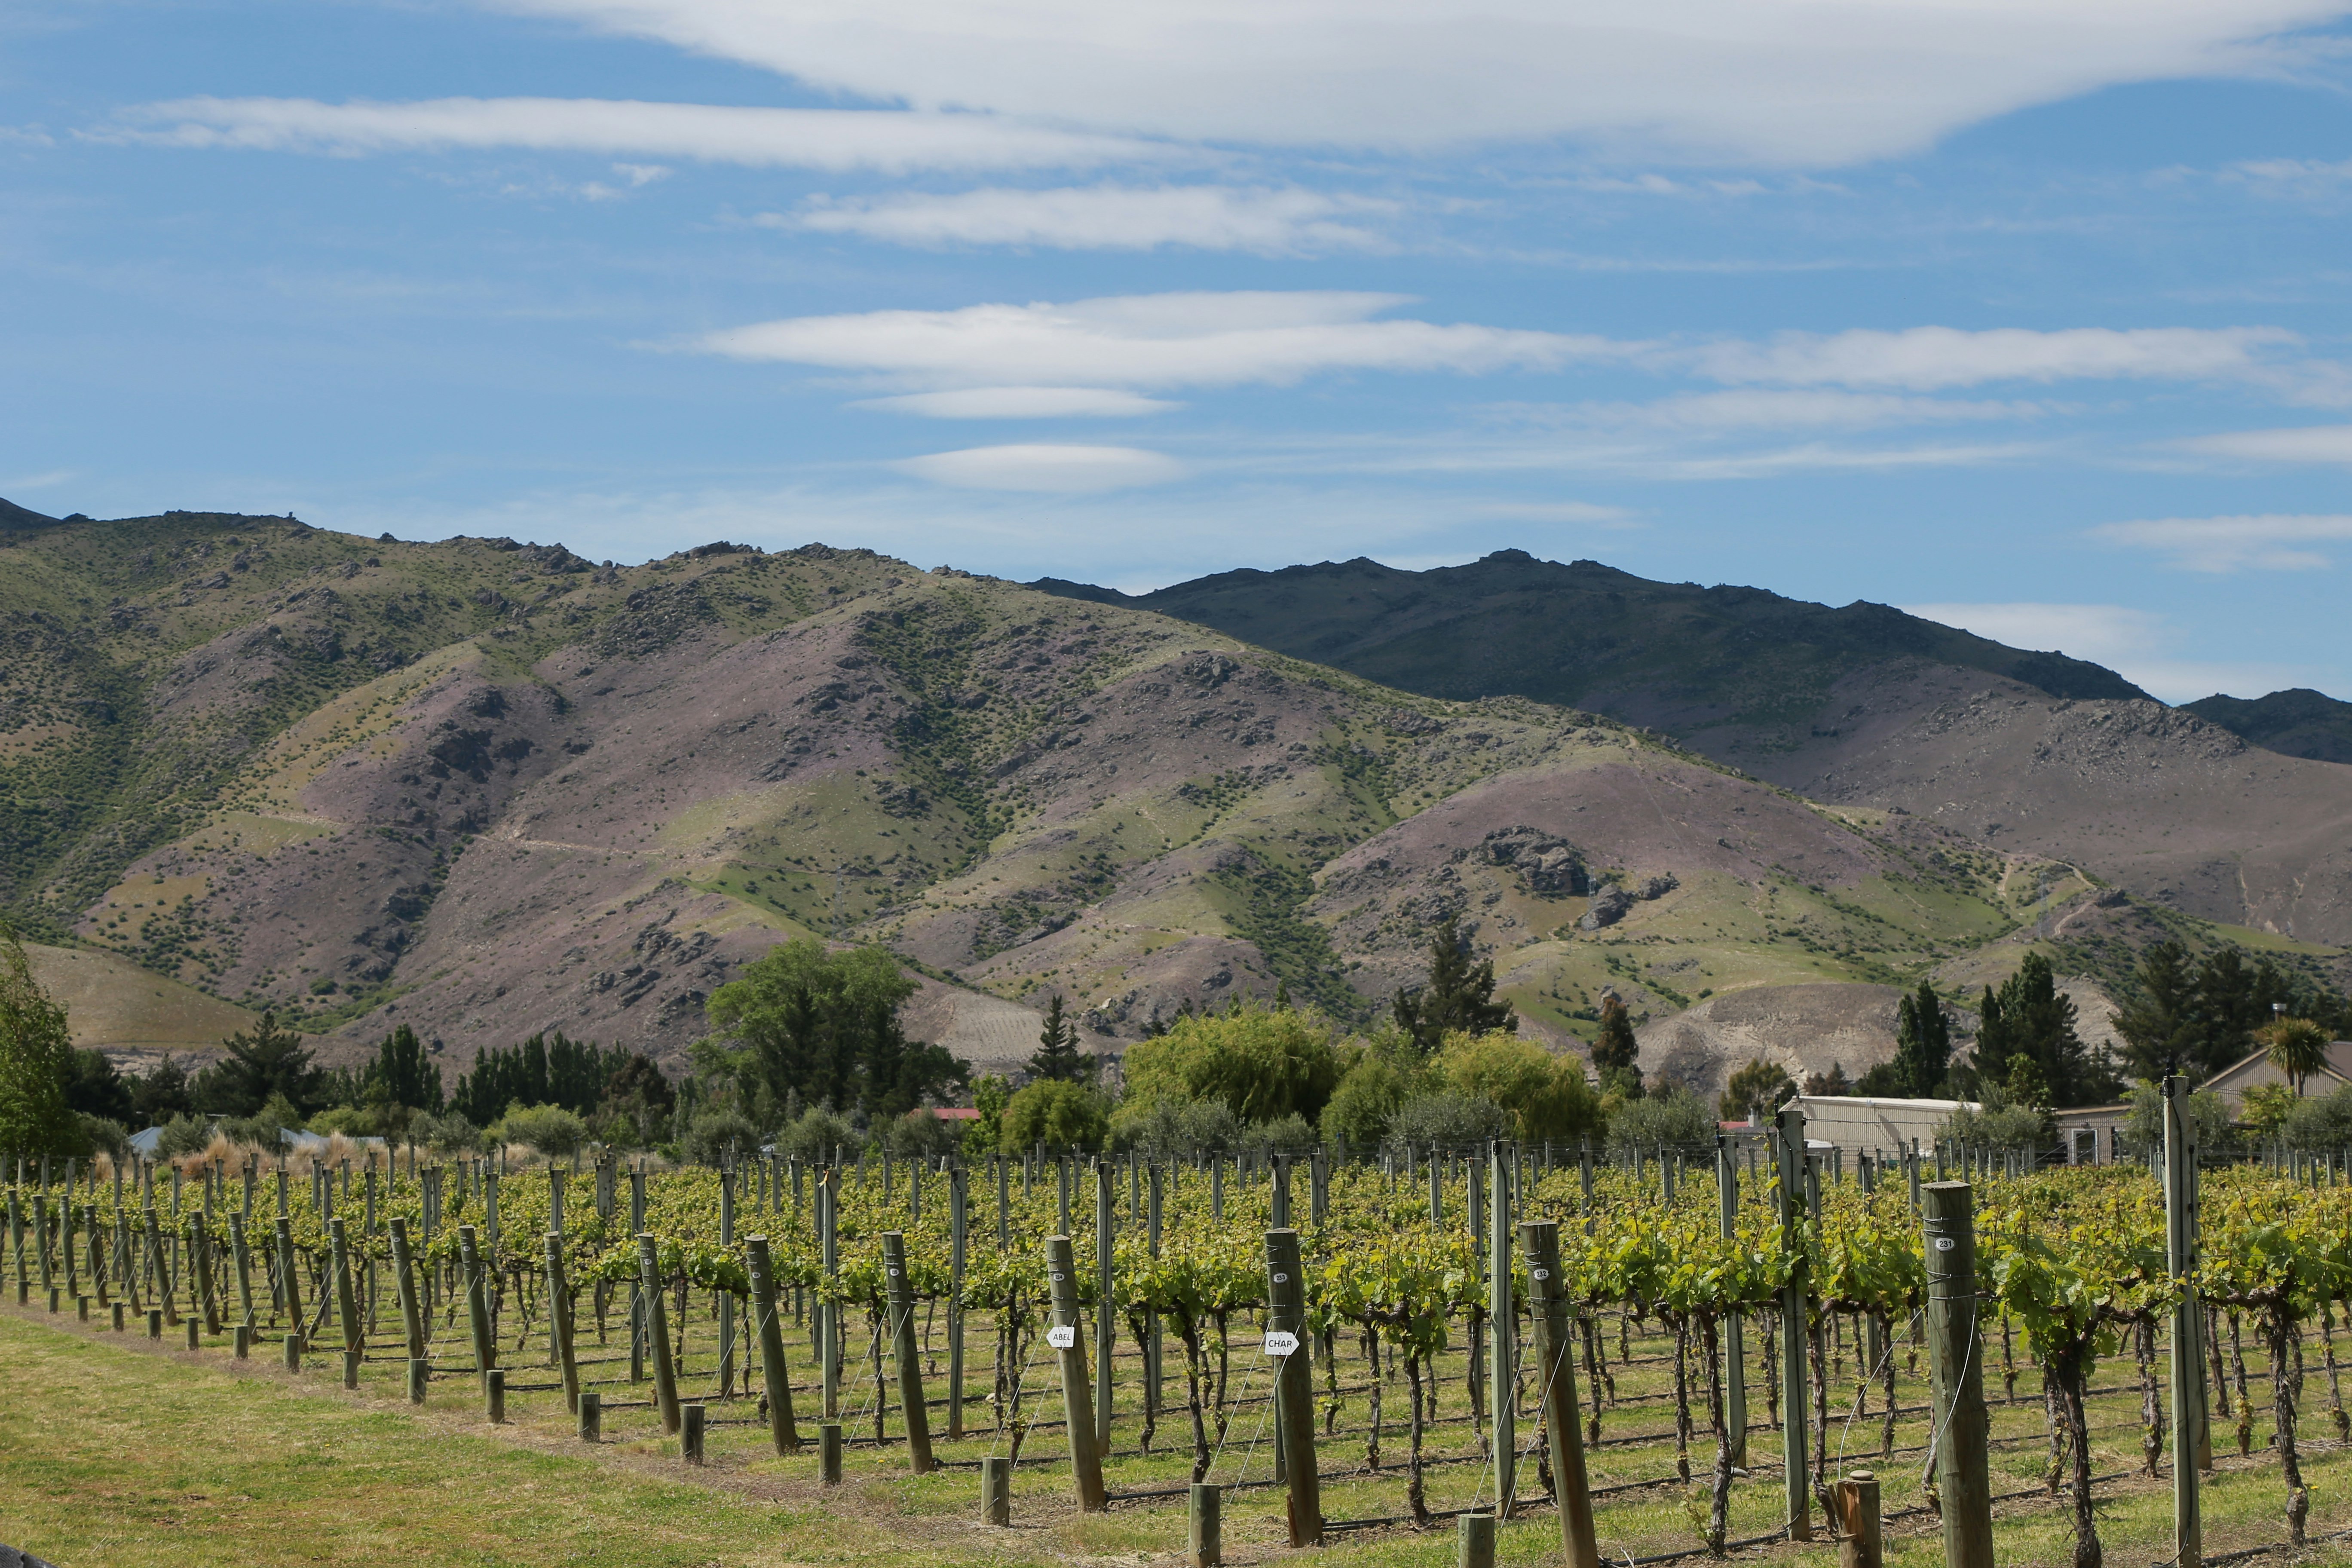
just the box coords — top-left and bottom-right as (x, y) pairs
(1972, 953), (2114, 1107)
(706, 937), (963, 1118)
(360, 1024), (444, 1113)
(1392, 916), (1516, 1055)
(2112, 940), (2202, 1080)
(198, 1013), (326, 1116)
(1026, 994), (1090, 1083)
(1589, 994), (1642, 1094)
(1892, 981), (1952, 1096)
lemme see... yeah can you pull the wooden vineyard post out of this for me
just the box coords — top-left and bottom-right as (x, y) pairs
(1147, 1161), (1164, 1427)
(948, 1167), (968, 1440)
(1189, 1481), (1221, 1567)
(820, 1165), (840, 1419)
(1458, 1512), (1496, 1568)
(628, 1165), (647, 1385)
(1520, 1219), (1600, 1568)
(1095, 1160), (1115, 1449)
(1716, 1134), (1749, 1468)
(1775, 1103), (1810, 1540)
(1922, 1182), (1992, 1568)
(1488, 1141), (1516, 1518)
(1265, 1226), (1323, 1547)
(276, 1214), (299, 1332)
(389, 1218), (427, 1361)
(460, 1224), (496, 1390)
(717, 1162), (736, 1397)
(639, 1232), (682, 1434)
(2164, 1074), (2204, 1568)
(881, 1232), (935, 1473)
(228, 1211), (255, 1329)
(1044, 1233), (1108, 1511)
(984, 1456), (1013, 1525)
(746, 1237), (802, 1454)
(328, 1216), (359, 1360)
(546, 1231), (579, 1414)
(1834, 1471), (1882, 1568)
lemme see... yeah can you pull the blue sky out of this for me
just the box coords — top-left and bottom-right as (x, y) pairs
(7, 1), (2352, 702)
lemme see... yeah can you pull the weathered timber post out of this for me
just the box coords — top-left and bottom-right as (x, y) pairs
(1044, 1233), (1108, 1511)
(745, 1236), (802, 1454)
(1189, 1482), (1222, 1567)
(545, 1231), (579, 1414)
(1775, 1103), (1811, 1540)
(639, 1231), (682, 1434)
(1095, 1159), (1115, 1449)
(1266, 1226), (1323, 1546)
(1717, 1133), (1748, 1468)
(1489, 1141), (1515, 1518)
(1835, 1471), (1883, 1568)
(460, 1224), (496, 1391)
(948, 1165), (968, 1440)
(1521, 1219), (1600, 1568)
(2165, 1074), (2205, 1568)
(389, 1217), (427, 1360)
(983, 1455), (1013, 1525)
(881, 1231), (934, 1472)
(1923, 1182), (1993, 1568)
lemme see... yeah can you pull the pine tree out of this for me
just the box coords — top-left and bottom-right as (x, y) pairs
(0, 924), (83, 1158)
(199, 1012), (326, 1115)
(1972, 953), (2110, 1107)
(1027, 994), (1090, 1082)
(1589, 994), (1641, 1095)
(1892, 981), (1952, 1096)
(1392, 916), (1515, 1055)
(2112, 941), (2201, 1080)
(361, 1024), (444, 1113)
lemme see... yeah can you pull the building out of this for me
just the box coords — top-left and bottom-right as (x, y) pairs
(1791, 1095), (1976, 1158)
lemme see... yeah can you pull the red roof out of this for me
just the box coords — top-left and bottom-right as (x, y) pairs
(929, 1107), (983, 1120)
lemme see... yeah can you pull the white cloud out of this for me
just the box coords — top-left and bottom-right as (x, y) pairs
(1900, 600), (2307, 701)
(898, 443), (1187, 491)
(2092, 513), (2352, 572)
(487, 0), (2350, 166)
(2181, 424), (2352, 463)
(1542, 389), (2046, 430)
(696, 291), (1620, 392)
(1470, 500), (1638, 524)
(105, 96), (1176, 173)
(4, 469), (76, 490)
(852, 387), (1178, 419)
(1685, 325), (2294, 390)
(775, 184), (1393, 254)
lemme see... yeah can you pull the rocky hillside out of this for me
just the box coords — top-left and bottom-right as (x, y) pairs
(3, 507), (2339, 1082)
(1039, 552), (2352, 947)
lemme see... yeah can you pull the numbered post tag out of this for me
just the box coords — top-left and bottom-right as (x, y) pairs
(1932, 1237), (1956, 1251)
(1047, 1325), (1078, 1349)
(1262, 1330), (1300, 1358)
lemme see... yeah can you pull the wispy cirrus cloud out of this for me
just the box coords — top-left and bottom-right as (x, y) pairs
(488, 0), (2352, 166)
(1900, 600), (2299, 700)
(101, 96), (1181, 173)
(2092, 512), (2352, 571)
(898, 443), (1185, 491)
(2181, 424), (2352, 463)
(769, 184), (1395, 254)
(695, 291), (1621, 395)
(1682, 325), (2295, 390)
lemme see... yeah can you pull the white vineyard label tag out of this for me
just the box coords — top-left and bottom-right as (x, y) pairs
(1263, 1331), (1300, 1357)
(1047, 1325), (1078, 1349)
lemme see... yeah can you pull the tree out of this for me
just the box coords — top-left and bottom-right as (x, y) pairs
(63, 1050), (134, 1124)
(1115, 1001), (1353, 1131)
(1604, 1084), (1715, 1156)
(2188, 948), (2295, 1075)
(1892, 982), (1953, 1095)
(2112, 941), (2202, 1080)
(706, 938), (961, 1120)
(1720, 1057), (1795, 1124)
(1392, 916), (1515, 1055)
(593, 1053), (675, 1146)
(453, 1032), (632, 1123)
(1589, 993), (1641, 1096)
(1001, 1079), (1109, 1152)
(0, 925), (84, 1159)
(2258, 1016), (2332, 1097)
(130, 1054), (194, 1124)
(196, 1013), (324, 1116)
(360, 1024), (443, 1114)
(1432, 1031), (1600, 1142)
(1027, 993), (1090, 1082)
(1972, 954), (2113, 1108)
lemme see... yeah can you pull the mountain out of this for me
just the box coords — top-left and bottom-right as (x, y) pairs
(3, 512), (2340, 1093)
(1035, 552), (2352, 946)
(1032, 551), (2148, 756)
(0, 496), (61, 532)
(2182, 688), (2352, 765)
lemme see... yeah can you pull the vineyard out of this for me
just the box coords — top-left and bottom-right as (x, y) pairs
(6, 1115), (2352, 1568)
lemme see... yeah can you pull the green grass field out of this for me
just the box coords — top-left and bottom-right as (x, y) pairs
(5, 1289), (2348, 1568)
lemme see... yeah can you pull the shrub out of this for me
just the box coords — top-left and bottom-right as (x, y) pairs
(1432, 1030), (1600, 1143)
(883, 1107), (963, 1160)
(1111, 1096), (1243, 1156)
(408, 1110), (483, 1154)
(77, 1114), (129, 1158)
(1604, 1084), (1715, 1156)
(1118, 1003), (1354, 1127)
(1319, 1057), (1414, 1148)
(1234, 1112), (1316, 1158)
(156, 1112), (216, 1156)
(775, 1103), (859, 1161)
(1384, 1091), (1510, 1152)
(306, 1104), (377, 1138)
(682, 1107), (761, 1166)
(496, 1102), (590, 1158)
(2282, 1082), (2352, 1151)
(1001, 1080), (1109, 1154)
